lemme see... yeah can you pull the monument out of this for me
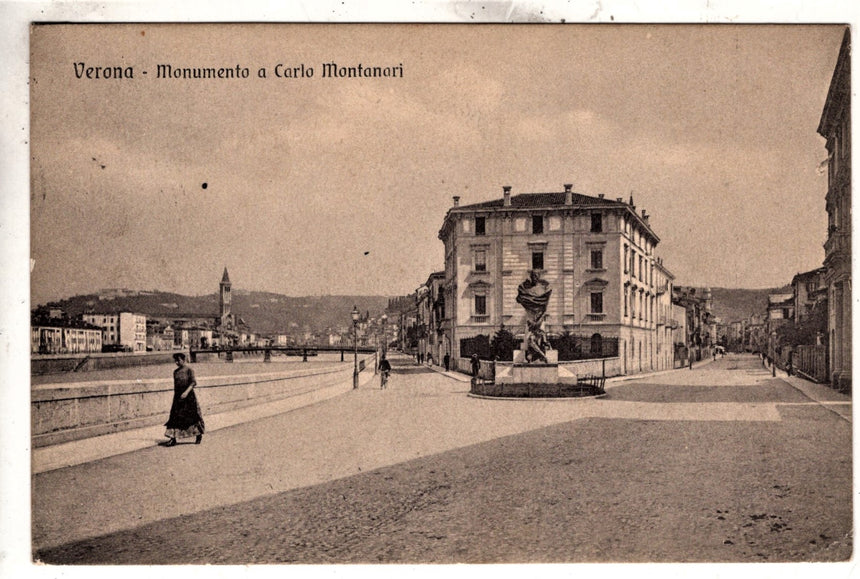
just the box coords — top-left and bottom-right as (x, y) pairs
(515, 270), (554, 363)
(475, 270), (586, 397)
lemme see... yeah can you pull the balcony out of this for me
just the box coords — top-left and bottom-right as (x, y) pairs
(824, 230), (849, 259)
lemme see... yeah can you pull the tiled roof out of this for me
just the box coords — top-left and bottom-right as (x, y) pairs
(791, 267), (826, 284)
(457, 192), (626, 210)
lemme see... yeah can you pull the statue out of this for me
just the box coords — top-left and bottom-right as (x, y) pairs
(516, 270), (553, 363)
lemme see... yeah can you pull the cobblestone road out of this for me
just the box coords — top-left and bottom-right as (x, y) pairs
(33, 354), (852, 564)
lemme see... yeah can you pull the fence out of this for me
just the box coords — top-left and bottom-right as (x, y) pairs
(791, 345), (828, 384)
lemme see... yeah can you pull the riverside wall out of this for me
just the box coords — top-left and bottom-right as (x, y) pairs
(32, 354), (376, 447)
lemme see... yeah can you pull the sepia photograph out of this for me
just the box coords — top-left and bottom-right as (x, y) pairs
(3, 2), (856, 577)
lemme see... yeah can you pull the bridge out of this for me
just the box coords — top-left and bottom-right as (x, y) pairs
(189, 344), (380, 363)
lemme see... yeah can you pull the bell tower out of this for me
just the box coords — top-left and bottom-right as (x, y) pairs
(220, 267), (234, 330)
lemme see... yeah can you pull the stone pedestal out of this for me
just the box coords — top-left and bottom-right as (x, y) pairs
(496, 349), (575, 386)
(513, 349), (558, 364)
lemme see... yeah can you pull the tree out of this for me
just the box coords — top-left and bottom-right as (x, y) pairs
(490, 325), (518, 361)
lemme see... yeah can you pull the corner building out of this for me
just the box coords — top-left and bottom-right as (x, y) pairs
(818, 28), (851, 392)
(438, 185), (674, 375)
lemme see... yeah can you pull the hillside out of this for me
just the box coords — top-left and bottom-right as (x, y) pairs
(45, 291), (391, 336)
(708, 286), (791, 323)
(41, 286), (786, 334)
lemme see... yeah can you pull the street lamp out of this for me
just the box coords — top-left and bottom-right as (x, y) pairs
(352, 306), (360, 389)
(381, 313), (388, 357)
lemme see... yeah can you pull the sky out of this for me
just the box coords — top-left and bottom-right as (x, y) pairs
(28, 22), (846, 305)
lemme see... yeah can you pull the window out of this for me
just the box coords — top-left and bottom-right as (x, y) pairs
(475, 294), (487, 316)
(590, 292), (603, 314)
(638, 256), (643, 281)
(474, 249), (487, 272)
(630, 251), (636, 277)
(624, 245), (629, 273)
(806, 281), (817, 293)
(532, 215), (544, 234)
(475, 216), (486, 236)
(591, 212), (602, 233)
(532, 251), (544, 270)
(590, 249), (603, 270)
(624, 286), (629, 317)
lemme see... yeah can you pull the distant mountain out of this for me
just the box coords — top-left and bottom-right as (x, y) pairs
(708, 286), (792, 324)
(42, 291), (391, 336)
(40, 286), (789, 333)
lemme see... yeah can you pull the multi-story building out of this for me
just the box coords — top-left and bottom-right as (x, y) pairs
(416, 271), (447, 364)
(437, 184), (673, 374)
(672, 286), (716, 361)
(653, 257), (677, 371)
(146, 320), (175, 351)
(790, 267), (827, 324)
(81, 311), (147, 351)
(766, 292), (795, 327)
(31, 313), (103, 354)
(818, 28), (851, 391)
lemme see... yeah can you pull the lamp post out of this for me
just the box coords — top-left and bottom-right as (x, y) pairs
(381, 313), (388, 357)
(351, 305), (360, 389)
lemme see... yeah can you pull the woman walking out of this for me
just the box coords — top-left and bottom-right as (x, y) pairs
(164, 353), (205, 446)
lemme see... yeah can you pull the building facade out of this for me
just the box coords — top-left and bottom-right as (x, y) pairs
(416, 271), (447, 364)
(81, 311), (147, 352)
(672, 286), (716, 362)
(791, 267), (827, 324)
(31, 315), (103, 354)
(818, 28), (851, 391)
(438, 184), (674, 374)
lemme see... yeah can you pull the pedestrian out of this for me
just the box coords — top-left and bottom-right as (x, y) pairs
(427, 353), (434, 366)
(444, 352), (450, 372)
(470, 354), (481, 386)
(164, 353), (205, 446)
(418, 352), (423, 365)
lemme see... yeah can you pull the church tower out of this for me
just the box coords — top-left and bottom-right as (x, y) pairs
(219, 267), (234, 330)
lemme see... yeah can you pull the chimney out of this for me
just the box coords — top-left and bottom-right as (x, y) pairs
(616, 197), (623, 202)
(453, 196), (460, 207)
(598, 194), (605, 199)
(503, 186), (512, 207)
(564, 183), (573, 205)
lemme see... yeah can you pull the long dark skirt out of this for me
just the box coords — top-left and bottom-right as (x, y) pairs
(164, 389), (205, 439)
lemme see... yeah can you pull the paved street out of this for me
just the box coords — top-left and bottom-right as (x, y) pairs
(32, 354), (852, 564)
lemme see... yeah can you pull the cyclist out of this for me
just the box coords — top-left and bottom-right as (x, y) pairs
(378, 354), (392, 389)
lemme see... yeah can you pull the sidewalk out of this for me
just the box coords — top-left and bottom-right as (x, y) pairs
(33, 367), (381, 474)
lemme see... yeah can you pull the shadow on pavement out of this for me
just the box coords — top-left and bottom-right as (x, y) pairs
(605, 381), (811, 404)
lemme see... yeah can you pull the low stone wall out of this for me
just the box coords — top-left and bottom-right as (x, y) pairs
(31, 352), (186, 376)
(457, 356), (621, 381)
(32, 356), (374, 447)
(559, 357), (621, 378)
